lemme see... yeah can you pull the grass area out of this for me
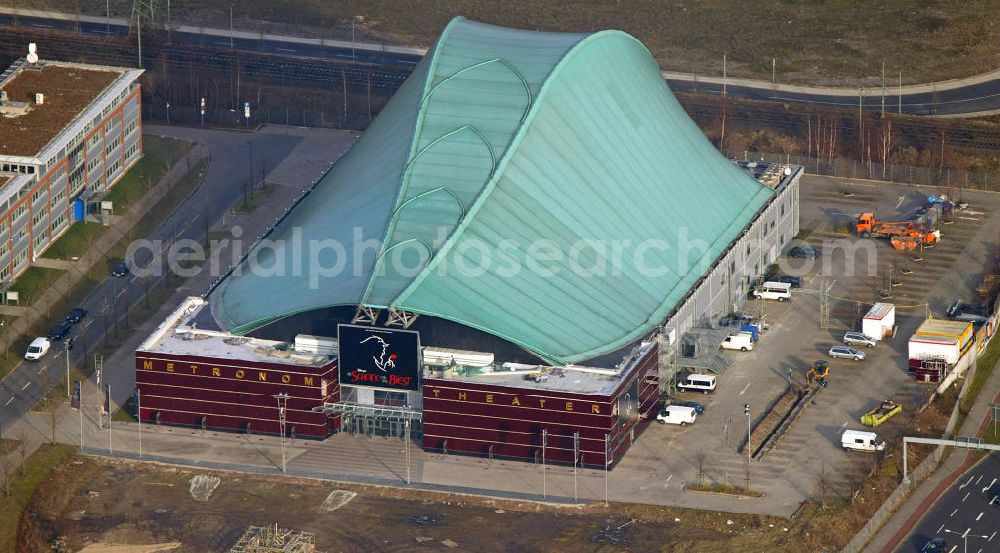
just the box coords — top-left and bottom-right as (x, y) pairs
(8, 266), (66, 305)
(102, 135), (190, 208)
(49, 1), (1000, 86)
(0, 444), (74, 551)
(960, 333), (1000, 415)
(233, 181), (277, 213)
(41, 221), (109, 261)
(685, 483), (763, 498)
(43, 136), (189, 261)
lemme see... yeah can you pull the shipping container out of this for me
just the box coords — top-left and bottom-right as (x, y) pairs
(908, 334), (960, 365)
(862, 303), (895, 341)
(914, 319), (973, 352)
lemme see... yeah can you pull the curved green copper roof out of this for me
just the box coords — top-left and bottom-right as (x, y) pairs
(211, 17), (773, 364)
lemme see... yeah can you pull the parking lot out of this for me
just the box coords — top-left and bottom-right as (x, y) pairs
(618, 173), (997, 514)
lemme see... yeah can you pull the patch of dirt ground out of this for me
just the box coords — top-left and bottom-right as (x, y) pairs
(20, 457), (848, 553)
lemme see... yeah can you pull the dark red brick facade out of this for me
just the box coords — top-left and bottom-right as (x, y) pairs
(420, 346), (659, 467)
(135, 352), (339, 438)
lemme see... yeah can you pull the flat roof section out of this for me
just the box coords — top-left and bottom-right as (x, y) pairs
(434, 341), (657, 396)
(138, 297), (333, 368)
(0, 63), (121, 157)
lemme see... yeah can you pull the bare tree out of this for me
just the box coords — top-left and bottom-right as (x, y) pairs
(695, 449), (707, 487)
(18, 429), (25, 477)
(818, 459), (830, 508)
(878, 117), (894, 178)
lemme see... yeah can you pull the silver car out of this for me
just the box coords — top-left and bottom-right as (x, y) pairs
(829, 345), (866, 361)
(843, 332), (876, 348)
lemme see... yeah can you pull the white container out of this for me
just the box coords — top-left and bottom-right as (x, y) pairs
(907, 334), (959, 364)
(294, 334), (337, 356)
(862, 303), (895, 341)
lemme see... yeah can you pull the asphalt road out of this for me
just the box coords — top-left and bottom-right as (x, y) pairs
(900, 452), (1000, 553)
(0, 128), (302, 434)
(4, 11), (1000, 116)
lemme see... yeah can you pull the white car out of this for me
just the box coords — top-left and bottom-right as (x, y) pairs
(843, 332), (876, 348)
(828, 345), (866, 361)
(24, 337), (51, 361)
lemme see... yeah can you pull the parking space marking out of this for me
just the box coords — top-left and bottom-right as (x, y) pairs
(989, 531), (996, 541)
(739, 382), (751, 396)
(950, 508), (958, 517)
(117, 289), (127, 298)
(983, 478), (996, 493)
(975, 475), (983, 485)
(21, 381), (30, 390)
(961, 475), (975, 489)
(4, 397), (12, 406)
(976, 512), (983, 521)
(896, 196), (905, 209)
(962, 491), (970, 502)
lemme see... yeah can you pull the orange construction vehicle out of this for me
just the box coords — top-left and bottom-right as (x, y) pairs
(890, 228), (941, 250)
(855, 213), (915, 239)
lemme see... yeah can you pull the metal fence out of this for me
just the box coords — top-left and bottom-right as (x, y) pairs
(730, 150), (1000, 193)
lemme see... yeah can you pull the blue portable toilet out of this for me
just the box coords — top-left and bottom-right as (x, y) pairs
(71, 198), (85, 221)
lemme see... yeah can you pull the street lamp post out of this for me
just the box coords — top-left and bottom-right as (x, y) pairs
(64, 340), (71, 397)
(942, 528), (990, 553)
(541, 428), (548, 499)
(771, 58), (776, 84)
(744, 403), (751, 489)
(274, 393), (289, 473)
(351, 16), (356, 60)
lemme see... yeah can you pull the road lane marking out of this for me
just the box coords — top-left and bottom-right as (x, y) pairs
(4, 397), (12, 406)
(117, 289), (127, 298)
(739, 382), (751, 396)
(976, 512), (983, 521)
(937, 524), (945, 534)
(983, 478), (996, 493)
(961, 475), (974, 489)
(989, 531), (995, 541)
(950, 508), (958, 517)
(840, 421), (849, 431)
(947, 545), (956, 553)
(975, 475), (982, 485)
(896, 196), (905, 209)
(962, 491), (970, 502)
(21, 381), (30, 390)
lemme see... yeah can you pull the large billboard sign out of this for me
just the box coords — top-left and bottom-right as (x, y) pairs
(338, 324), (421, 391)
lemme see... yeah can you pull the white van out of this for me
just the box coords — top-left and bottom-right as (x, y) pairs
(841, 429), (886, 452)
(656, 405), (697, 426)
(676, 373), (717, 394)
(753, 281), (792, 301)
(24, 337), (51, 361)
(721, 332), (754, 352)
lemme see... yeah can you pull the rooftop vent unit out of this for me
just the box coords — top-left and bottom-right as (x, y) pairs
(26, 43), (38, 65)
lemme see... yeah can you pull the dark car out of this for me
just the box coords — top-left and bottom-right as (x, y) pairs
(770, 274), (804, 288)
(111, 260), (130, 277)
(674, 400), (705, 414)
(47, 321), (72, 341)
(789, 246), (821, 259)
(66, 307), (88, 324)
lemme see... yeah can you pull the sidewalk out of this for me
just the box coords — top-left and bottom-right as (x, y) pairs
(862, 363), (1000, 553)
